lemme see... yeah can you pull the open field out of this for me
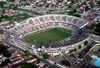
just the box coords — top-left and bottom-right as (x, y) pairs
(24, 28), (72, 45)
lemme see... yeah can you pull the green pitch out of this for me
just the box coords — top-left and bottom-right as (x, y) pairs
(24, 28), (72, 45)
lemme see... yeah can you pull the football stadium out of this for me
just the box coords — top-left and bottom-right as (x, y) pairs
(5, 14), (90, 56)
(1, 0), (100, 68)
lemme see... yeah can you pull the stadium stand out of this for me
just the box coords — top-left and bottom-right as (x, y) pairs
(5, 14), (89, 55)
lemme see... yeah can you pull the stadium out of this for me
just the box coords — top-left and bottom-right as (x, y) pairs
(5, 14), (91, 56)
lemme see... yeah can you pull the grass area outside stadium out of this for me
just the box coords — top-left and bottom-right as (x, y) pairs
(24, 27), (72, 46)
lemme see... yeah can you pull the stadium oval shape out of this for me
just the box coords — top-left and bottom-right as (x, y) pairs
(5, 14), (90, 55)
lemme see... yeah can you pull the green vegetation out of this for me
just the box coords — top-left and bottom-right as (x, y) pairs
(97, 1), (100, 6)
(0, 1), (7, 8)
(69, 54), (75, 57)
(69, 48), (77, 53)
(0, 59), (11, 66)
(93, 23), (100, 36)
(73, 13), (81, 17)
(24, 50), (31, 56)
(78, 45), (82, 49)
(8, 4), (17, 9)
(85, 54), (92, 62)
(60, 60), (70, 66)
(21, 63), (38, 68)
(85, 5), (90, 11)
(16, 8), (43, 15)
(98, 48), (100, 52)
(93, 48), (100, 54)
(0, 14), (31, 22)
(67, 9), (81, 17)
(94, 51), (100, 54)
(0, 43), (11, 57)
(42, 53), (49, 59)
(67, 9), (77, 15)
(84, 40), (88, 45)
(24, 28), (71, 45)
(87, 21), (100, 36)
(0, 43), (11, 66)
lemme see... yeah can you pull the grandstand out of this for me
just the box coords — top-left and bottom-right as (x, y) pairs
(10, 14), (88, 37)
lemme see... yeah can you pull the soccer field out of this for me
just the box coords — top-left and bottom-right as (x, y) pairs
(24, 28), (72, 45)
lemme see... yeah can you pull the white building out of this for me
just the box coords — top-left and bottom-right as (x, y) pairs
(0, 0), (6, 1)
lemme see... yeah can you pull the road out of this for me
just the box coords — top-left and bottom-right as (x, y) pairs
(90, 34), (100, 42)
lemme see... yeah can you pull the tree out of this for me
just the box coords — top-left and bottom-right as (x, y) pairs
(69, 54), (75, 57)
(69, 48), (77, 53)
(0, 15), (3, 22)
(24, 50), (31, 56)
(94, 23), (100, 35)
(84, 41), (88, 45)
(0, 59), (11, 66)
(97, 1), (100, 6)
(73, 14), (81, 17)
(85, 5), (90, 11)
(70, 0), (75, 3)
(78, 45), (82, 49)
(0, 1), (7, 8)
(60, 60), (70, 66)
(7, 0), (15, 2)
(87, 18), (100, 36)
(73, 48), (77, 51)
(85, 55), (92, 62)
(0, 43), (11, 57)
(67, 9), (77, 15)
(21, 63), (38, 68)
(42, 53), (49, 59)
(98, 48), (100, 52)
(9, 4), (17, 9)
